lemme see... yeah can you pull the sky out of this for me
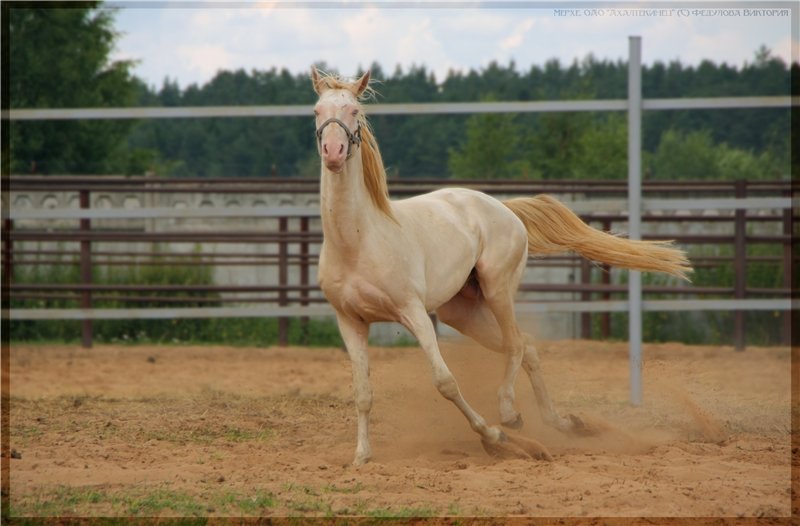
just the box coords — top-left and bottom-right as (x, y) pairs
(109, 1), (798, 90)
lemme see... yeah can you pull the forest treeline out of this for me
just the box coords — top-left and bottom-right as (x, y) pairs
(8, 3), (796, 180)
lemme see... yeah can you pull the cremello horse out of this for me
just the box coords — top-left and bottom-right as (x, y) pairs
(312, 68), (691, 465)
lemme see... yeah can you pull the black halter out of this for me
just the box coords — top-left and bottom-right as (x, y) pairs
(315, 118), (362, 160)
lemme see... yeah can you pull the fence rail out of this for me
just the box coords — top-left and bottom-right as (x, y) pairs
(5, 176), (796, 352)
(4, 96), (796, 121)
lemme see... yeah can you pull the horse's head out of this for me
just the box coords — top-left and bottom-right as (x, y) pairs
(311, 66), (371, 173)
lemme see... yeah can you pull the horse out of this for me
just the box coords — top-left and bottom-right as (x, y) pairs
(311, 67), (691, 465)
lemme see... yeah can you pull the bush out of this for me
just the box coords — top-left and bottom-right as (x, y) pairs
(604, 243), (789, 346)
(10, 257), (342, 347)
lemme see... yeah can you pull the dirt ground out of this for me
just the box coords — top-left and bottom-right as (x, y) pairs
(5, 338), (795, 518)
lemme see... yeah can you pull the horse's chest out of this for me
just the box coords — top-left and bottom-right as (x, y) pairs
(319, 268), (404, 322)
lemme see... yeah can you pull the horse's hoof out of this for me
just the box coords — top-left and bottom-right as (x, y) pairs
(481, 434), (524, 460)
(508, 433), (553, 461)
(482, 431), (552, 462)
(352, 449), (372, 466)
(567, 413), (606, 437)
(352, 456), (369, 467)
(501, 413), (524, 430)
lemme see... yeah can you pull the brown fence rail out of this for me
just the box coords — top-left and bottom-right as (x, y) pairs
(6, 175), (793, 196)
(4, 176), (797, 349)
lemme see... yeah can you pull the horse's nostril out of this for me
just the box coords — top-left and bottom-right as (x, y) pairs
(339, 144), (345, 155)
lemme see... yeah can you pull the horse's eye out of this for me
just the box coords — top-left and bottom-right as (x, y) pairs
(352, 109), (359, 116)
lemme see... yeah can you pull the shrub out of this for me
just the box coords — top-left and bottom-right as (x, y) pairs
(10, 255), (342, 347)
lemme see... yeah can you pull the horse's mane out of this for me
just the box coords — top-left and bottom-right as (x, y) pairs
(314, 71), (395, 221)
(358, 118), (395, 220)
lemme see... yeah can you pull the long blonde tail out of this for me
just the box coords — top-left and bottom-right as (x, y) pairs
(504, 195), (692, 281)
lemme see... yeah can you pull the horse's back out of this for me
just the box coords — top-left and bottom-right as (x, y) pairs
(395, 187), (528, 265)
(396, 187), (515, 223)
(396, 187), (525, 243)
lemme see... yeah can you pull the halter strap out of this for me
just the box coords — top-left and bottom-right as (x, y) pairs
(315, 118), (362, 159)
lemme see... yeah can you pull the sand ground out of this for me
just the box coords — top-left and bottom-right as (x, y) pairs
(5, 339), (794, 518)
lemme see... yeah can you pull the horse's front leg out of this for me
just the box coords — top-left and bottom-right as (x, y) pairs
(337, 314), (372, 466)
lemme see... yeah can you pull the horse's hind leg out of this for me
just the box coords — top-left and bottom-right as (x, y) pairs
(436, 294), (523, 428)
(520, 340), (574, 432)
(478, 288), (530, 430)
(400, 302), (550, 461)
(437, 294), (576, 434)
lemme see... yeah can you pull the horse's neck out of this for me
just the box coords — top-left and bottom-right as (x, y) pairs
(320, 159), (384, 253)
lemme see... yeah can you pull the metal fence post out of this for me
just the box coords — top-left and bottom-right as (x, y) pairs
(781, 207), (792, 346)
(278, 216), (289, 347)
(601, 219), (612, 339)
(627, 35), (643, 406)
(2, 219), (13, 298)
(299, 216), (310, 344)
(733, 180), (747, 351)
(580, 257), (591, 338)
(79, 190), (93, 348)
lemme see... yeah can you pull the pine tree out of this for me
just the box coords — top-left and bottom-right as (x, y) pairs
(8, 2), (139, 173)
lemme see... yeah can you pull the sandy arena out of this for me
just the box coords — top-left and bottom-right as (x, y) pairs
(5, 338), (794, 518)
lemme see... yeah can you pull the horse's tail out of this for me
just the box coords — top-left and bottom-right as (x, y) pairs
(503, 195), (692, 281)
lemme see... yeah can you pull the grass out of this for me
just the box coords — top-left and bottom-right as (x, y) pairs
(223, 427), (274, 443)
(11, 480), (456, 518)
(363, 506), (438, 518)
(125, 489), (206, 516)
(322, 482), (365, 494)
(222, 490), (278, 515)
(287, 497), (334, 515)
(278, 483), (440, 518)
(9, 471), (456, 519)
(144, 422), (274, 445)
(11, 486), (279, 517)
(12, 425), (44, 445)
(19, 486), (107, 516)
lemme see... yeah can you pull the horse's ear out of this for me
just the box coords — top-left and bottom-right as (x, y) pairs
(354, 70), (370, 97)
(311, 66), (325, 95)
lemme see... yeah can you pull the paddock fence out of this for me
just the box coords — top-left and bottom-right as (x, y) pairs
(4, 176), (795, 351)
(6, 34), (798, 405)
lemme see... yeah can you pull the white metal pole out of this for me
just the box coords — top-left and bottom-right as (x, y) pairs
(628, 36), (643, 406)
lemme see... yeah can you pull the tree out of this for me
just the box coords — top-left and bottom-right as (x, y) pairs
(572, 114), (627, 180)
(527, 112), (590, 179)
(124, 47), (791, 179)
(649, 129), (719, 180)
(8, 2), (139, 173)
(647, 128), (786, 181)
(448, 111), (531, 179)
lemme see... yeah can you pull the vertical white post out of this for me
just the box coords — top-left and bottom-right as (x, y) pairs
(628, 36), (643, 406)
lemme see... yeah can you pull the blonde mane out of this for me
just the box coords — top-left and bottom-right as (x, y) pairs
(314, 70), (395, 220)
(357, 118), (395, 220)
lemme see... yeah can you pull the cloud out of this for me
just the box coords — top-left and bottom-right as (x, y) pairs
(396, 17), (452, 77)
(112, 3), (796, 89)
(177, 44), (234, 79)
(443, 10), (513, 36)
(187, 10), (222, 31)
(499, 19), (535, 51)
(342, 6), (396, 69)
(772, 36), (799, 64)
